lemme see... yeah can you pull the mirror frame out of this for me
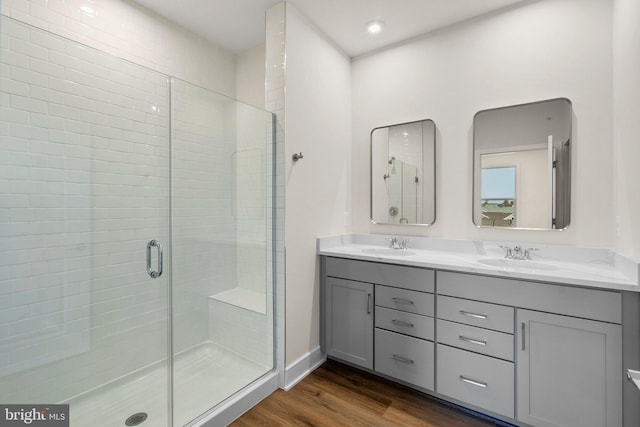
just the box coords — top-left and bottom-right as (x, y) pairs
(472, 97), (572, 231)
(370, 119), (437, 226)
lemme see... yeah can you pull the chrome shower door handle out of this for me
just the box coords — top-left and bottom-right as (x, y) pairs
(146, 240), (163, 278)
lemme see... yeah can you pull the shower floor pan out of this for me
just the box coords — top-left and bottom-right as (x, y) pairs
(68, 342), (269, 427)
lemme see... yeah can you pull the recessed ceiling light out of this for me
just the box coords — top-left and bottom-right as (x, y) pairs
(366, 20), (384, 35)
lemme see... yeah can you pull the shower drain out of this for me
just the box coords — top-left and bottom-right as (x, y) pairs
(125, 412), (148, 426)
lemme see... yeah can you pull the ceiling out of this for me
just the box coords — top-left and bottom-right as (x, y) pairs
(132, 0), (530, 57)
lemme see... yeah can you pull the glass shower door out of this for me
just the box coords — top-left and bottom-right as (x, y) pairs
(170, 79), (275, 425)
(0, 16), (171, 426)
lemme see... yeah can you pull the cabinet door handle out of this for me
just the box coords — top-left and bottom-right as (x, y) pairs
(392, 297), (414, 305)
(521, 321), (526, 351)
(367, 293), (372, 314)
(459, 310), (487, 320)
(392, 354), (414, 364)
(459, 335), (487, 347)
(460, 375), (487, 388)
(392, 319), (414, 328)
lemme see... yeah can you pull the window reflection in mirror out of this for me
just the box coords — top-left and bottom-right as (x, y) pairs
(371, 119), (436, 226)
(481, 166), (516, 227)
(473, 98), (572, 230)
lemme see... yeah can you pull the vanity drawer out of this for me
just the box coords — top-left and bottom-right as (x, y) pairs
(437, 271), (621, 324)
(437, 319), (513, 361)
(325, 257), (435, 293)
(437, 345), (514, 419)
(376, 306), (434, 341)
(377, 285), (434, 316)
(438, 295), (513, 334)
(375, 328), (434, 391)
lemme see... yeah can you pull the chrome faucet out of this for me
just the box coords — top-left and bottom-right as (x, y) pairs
(389, 237), (408, 250)
(501, 245), (538, 260)
(500, 245), (513, 259)
(512, 246), (523, 260)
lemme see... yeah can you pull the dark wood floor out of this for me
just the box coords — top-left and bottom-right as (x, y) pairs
(230, 360), (502, 426)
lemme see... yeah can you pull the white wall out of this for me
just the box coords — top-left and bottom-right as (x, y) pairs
(284, 3), (351, 365)
(351, 0), (614, 247)
(236, 43), (266, 109)
(613, 0), (640, 260)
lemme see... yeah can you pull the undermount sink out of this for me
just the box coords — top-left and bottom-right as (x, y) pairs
(362, 248), (415, 256)
(477, 258), (558, 271)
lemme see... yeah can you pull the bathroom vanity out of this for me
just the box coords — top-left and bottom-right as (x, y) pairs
(318, 235), (640, 427)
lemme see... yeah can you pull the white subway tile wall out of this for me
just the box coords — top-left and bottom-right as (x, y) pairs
(209, 298), (273, 369)
(265, 1), (286, 384)
(0, 16), (170, 403)
(0, 0), (236, 97)
(171, 80), (274, 378)
(235, 104), (273, 296)
(171, 79), (238, 353)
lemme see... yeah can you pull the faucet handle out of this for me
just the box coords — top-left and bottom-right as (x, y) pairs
(388, 237), (399, 249)
(400, 239), (409, 250)
(500, 245), (513, 259)
(524, 247), (538, 259)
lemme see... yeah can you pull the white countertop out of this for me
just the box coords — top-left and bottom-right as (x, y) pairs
(317, 234), (640, 292)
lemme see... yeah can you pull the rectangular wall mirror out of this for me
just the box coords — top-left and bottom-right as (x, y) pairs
(371, 119), (436, 226)
(473, 98), (572, 230)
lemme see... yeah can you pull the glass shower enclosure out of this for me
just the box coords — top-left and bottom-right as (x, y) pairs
(0, 16), (275, 426)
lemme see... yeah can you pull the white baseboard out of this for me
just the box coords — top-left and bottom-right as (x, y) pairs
(284, 346), (326, 391)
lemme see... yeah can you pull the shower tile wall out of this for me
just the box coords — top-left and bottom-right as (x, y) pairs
(172, 83), (275, 364)
(171, 80), (238, 353)
(0, 17), (170, 403)
(235, 104), (272, 296)
(0, 0), (236, 97)
(265, 1), (286, 385)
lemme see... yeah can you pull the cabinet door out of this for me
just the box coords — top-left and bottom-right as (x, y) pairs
(325, 278), (374, 369)
(517, 309), (622, 427)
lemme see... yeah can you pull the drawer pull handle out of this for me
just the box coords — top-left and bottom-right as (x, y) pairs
(392, 319), (414, 328)
(392, 297), (414, 305)
(391, 354), (414, 364)
(459, 310), (487, 320)
(459, 375), (487, 388)
(458, 335), (487, 346)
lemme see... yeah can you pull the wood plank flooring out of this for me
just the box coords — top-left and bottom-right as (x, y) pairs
(230, 360), (504, 426)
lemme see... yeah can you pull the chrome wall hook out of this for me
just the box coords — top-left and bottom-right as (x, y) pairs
(292, 152), (304, 162)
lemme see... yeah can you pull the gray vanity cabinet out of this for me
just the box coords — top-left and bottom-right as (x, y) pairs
(321, 258), (633, 427)
(516, 309), (622, 427)
(374, 286), (435, 391)
(439, 270), (624, 427)
(435, 295), (515, 418)
(322, 256), (435, 386)
(324, 277), (374, 369)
